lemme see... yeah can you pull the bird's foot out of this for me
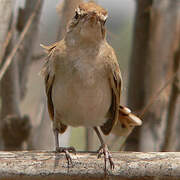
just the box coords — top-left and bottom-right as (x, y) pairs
(56, 146), (76, 167)
(97, 144), (115, 172)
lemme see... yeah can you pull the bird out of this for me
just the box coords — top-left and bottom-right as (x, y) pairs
(40, 2), (142, 171)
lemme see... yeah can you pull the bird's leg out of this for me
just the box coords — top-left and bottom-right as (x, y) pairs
(93, 127), (115, 172)
(54, 129), (76, 167)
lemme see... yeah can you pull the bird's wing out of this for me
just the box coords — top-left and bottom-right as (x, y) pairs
(100, 46), (122, 135)
(40, 43), (67, 133)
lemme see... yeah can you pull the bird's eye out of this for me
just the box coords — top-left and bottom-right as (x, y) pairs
(103, 19), (107, 25)
(74, 11), (79, 20)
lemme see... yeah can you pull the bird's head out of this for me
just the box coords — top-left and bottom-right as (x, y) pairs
(66, 2), (108, 44)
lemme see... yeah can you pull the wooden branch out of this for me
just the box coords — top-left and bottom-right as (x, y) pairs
(0, 151), (180, 179)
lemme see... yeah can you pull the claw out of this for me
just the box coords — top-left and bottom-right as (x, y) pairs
(97, 147), (103, 158)
(68, 146), (76, 154)
(97, 144), (115, 172)
(56, 147), (76, 167)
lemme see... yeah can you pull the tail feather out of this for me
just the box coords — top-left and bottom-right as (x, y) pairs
(119, 105), (142, 128)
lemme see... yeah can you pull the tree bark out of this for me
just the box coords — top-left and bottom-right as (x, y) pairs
(0, 0), (13, 53)
(0, 151), (179, 179)
(162, 23), (180, 151)
(128, 0), (180, 151)
(0, 0), (14, 150)
(127, 0), (153, 151)
(16, 0), (44, 150)
(0, 0), (44, 150)
(140, 0), (180, 151)
(17, 0), (44, 100)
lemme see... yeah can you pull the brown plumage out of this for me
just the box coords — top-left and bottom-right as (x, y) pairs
(40, 2), (141, 172)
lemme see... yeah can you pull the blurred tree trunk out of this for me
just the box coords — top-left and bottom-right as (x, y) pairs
(1, 41), (23, 150)
(175, 105), (180, 151)
(0, 0), (44, 150)
(15, 0), (44, 150)
(0, 0), (14, 149)
(0, 0), (13, 54)
(17, 0), (44, 100)
(175, 51), (180, 151)
(127, 0), (153, 151)
(56, 0), (82, 40)
(128, 0), (180, 151)
(162, 25), (180, 151)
